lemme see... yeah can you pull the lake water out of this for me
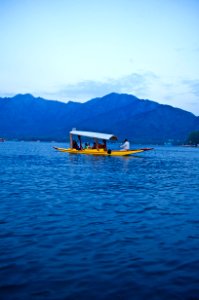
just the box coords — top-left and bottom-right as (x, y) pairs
(0, 142), (199, 300)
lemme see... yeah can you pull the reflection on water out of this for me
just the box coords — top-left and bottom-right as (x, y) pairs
(0, 142), (199, 300)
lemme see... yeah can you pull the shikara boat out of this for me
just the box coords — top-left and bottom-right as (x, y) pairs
(53, 129), (153, 156)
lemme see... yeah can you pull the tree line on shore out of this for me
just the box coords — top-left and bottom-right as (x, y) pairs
(187, 131), (199, 146)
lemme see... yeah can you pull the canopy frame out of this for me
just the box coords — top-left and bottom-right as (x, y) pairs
(69, 129), (117, 148)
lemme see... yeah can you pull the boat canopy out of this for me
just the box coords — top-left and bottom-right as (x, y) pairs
(70, 129), (117, 141)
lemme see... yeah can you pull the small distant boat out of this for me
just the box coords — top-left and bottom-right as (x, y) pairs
(53, 129), (153, 156)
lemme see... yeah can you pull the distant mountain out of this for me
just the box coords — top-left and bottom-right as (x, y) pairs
(0, 92), (199, 143)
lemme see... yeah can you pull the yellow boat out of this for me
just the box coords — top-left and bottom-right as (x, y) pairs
(53, 129), (153, 156)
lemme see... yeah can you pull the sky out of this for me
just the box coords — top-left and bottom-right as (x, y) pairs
(0, 0), (199, 115)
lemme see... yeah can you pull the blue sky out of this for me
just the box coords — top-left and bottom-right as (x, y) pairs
(1, 0), (199, 115)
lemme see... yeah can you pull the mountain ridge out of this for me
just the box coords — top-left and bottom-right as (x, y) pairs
(0, 93), (198, 143)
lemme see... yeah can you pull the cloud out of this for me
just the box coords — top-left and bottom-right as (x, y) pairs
(0, 72), (158, 102)
(46, 72), (159, 102)
(40, 73), (199, 115)
(2, 71), (198, 116)
(0, 91), (16, 98)
(182, 79), (199, 97)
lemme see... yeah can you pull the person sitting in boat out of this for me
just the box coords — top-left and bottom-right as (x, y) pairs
(92, 142), (97, 149)
(120, 138), (130, 150)
(78, 135), (83, 150)
(72, 140), (80, 150)
(98, 139), (107, 150)
(84, 142), (91, 149)
(102, 139), (107, 150)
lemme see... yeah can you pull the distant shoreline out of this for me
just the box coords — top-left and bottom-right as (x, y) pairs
(2, 139), (199, 147)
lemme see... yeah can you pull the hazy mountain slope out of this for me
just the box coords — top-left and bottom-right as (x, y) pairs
(114, 105), (199, 143)
(0, 94), (81, 139)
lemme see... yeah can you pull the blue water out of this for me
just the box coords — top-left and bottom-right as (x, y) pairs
(0, 142), (199, 300)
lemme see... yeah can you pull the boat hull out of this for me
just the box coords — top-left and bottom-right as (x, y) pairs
(53, 147), (153, 156)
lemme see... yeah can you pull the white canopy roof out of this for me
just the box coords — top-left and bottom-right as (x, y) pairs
(70, 129), (117, 141)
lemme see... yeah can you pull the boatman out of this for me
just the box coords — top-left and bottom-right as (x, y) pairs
(120, 138), (130, 150)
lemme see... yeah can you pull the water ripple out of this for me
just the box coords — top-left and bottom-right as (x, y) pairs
(0, 143), (199, 299)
